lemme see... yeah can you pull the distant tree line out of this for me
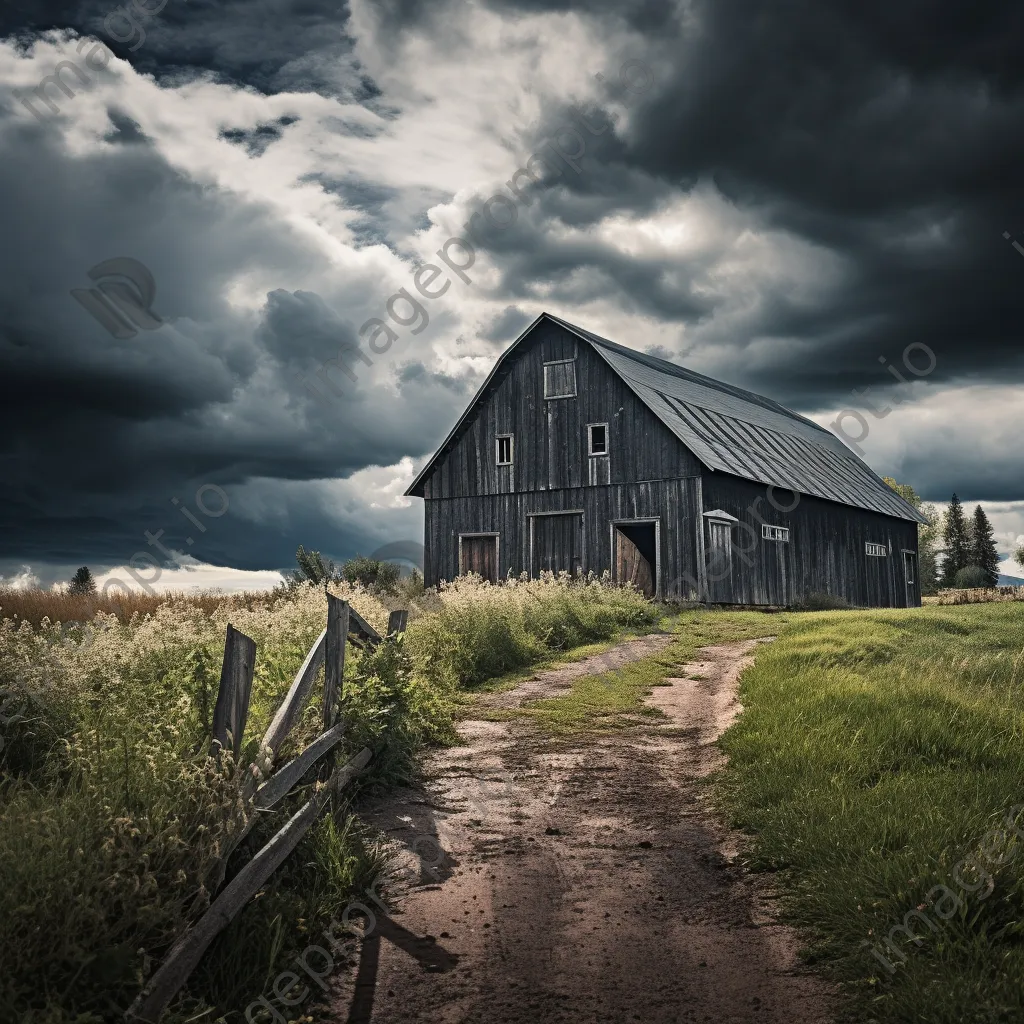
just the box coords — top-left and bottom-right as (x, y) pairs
(940, 494), (1000, 589)
(884, 482), (1001, 593)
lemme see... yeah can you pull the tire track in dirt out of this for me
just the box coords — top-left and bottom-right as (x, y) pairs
(330, 634), (836, 1024)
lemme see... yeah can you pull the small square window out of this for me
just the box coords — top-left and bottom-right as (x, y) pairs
(544, 359), (576, 399)
(866, 542), (888, 557)
(588, 423), (608, 456)
(496, 435), (513, 465)
(762, 524), (790, 542)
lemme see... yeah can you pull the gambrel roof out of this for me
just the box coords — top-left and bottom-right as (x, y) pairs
(407, 313), (928, 524)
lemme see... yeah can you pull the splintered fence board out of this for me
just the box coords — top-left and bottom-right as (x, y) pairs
(387, 609), (409, 636)
(347, 605), (383, 645)
(324, 595), (350, 730)
(210, 625), (256, 757)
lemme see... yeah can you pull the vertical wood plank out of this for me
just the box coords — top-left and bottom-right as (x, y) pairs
(211, 624), (256, 757)
(324, 595), (349, 731)
(387, 609), (409, 635)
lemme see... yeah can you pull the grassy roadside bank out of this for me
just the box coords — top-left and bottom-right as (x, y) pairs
(716, 603), (1024, 1024)
(0, 573), (653, 1023)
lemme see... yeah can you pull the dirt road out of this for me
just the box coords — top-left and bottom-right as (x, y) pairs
(330, 635), (835, 1024)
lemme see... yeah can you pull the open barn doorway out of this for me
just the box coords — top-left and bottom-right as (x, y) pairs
(613, 520), (659, 598)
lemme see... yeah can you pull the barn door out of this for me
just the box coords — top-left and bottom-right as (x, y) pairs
(705, 520), (734, 603)
(460, 534), (499, 583)
(903, 550), (918, 608)
(614, 522), (657, 598)
(532, 513), (583, 577)
(764, 537), (790, 607)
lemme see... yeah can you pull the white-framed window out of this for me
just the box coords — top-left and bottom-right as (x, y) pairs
(588, 423), (608, 456)
(762, 524), (790, 542)
(866, 542), (888, 557)
(495, 434), (513, 465)
(543, 359), (576, 399)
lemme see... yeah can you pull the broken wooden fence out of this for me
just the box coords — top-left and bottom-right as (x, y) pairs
(126, 596), (408, 1023)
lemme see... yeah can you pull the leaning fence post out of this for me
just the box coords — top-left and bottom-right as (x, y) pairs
(211, 625), (256, 757)
(386, 609), (409, 636)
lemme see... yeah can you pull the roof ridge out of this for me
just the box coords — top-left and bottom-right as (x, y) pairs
(542, 313), (829, 436)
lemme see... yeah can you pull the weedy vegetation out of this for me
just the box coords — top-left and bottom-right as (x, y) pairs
(9, 570), (1021, 1024)
(0, 572), (652, 1023)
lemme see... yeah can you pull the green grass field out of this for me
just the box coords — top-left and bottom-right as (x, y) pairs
(717, 602), (1024, 1024)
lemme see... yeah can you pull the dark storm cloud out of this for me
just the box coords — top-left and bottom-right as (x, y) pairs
(375, 0), (680, 35)
(1, 0), (379, 100)
(396, 361), (470, 393)
(220, 115), (298, 157)
(616, 0), (1024, 393)
(309, 174), (397, 217)
(103, 108), (149, 143)
(463, 180), (714, 320)
(0, 107), (453, 573)
(440, 0), (1024, 503)
(478, 304), (531, 342)
(4, 0), (1024, 577)
(306, 173), (453, 245)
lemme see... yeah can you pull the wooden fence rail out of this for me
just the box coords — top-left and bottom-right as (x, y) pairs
(125, 599), (407, 1023)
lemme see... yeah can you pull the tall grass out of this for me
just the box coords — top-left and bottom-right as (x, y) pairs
(0, 573), (652, 1022)
(0, 583), (396, 1023)
(405, 571), (658, 687)
(717, 603), (1024, 1024)
(0, 585), (279, 628)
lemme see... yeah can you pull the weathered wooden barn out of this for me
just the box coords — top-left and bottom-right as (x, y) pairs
(406, 313), (927, 607)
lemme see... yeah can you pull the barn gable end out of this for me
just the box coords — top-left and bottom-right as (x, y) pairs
(410, 316), (702, 501)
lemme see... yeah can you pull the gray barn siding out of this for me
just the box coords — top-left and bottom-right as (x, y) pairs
(421, 320), (702, 502)
(423, 480), (702, 599)
(699, 473), (920, 608)
(413, 315), (923, 609)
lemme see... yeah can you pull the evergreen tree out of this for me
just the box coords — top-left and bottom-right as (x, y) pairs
(883, 478), (939, 594)
(970, 505), (1000, 588)
(68, 566), (96, 595)
(918, 502), (941, 595)
(940, 494), (970, 587)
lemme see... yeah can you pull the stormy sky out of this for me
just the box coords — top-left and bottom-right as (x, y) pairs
(2, 0), (1023, 590)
